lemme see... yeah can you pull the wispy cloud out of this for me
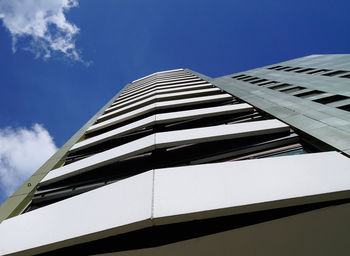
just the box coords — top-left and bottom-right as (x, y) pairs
(0, 0), (82, 61)
(0, 124), (57, 199)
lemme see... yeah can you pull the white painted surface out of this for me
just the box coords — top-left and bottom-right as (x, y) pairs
(0, 171), (153, 255)
(130, 69), (187, 84)
(88, 104), (156, 133)
(154, 94), (231, 109)
(131, 73), (192, 85)
(122, 77), (199, 95)
(101, 87), (221, 120)
(153, 152), (350, 222)
(131, 68), (185, 82)
(47, 119), (286, 185)
(121, 78), (200, 97)
(155, 68), (184, 74)
(129, 74), (194, 89)
(156, 103), (252, 123)
(124, 76), (196, 94)
(88, 94), (232, 133)
(41, 135), (155, 185)
(131, 72), (154, 83)
(116, 82), (208, 104)
(71, 116), (156, 152)
(156, 119), (288, 148)
(117, 81), (204, 102)
(71, 104), (253, 152)
(150, 77), (199, 87)
(3, 152), (350, 255)
(117, 80), (207, 102)
(110, 84), (212, 110)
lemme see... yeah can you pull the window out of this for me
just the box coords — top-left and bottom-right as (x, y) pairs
(284, 67), (302, 72)
(237, 75), (251, 80)
(258, 81), (278, 87)
(275, 66), (291, 71)
(340, 74), (350, 79)
(294, 68), (315, 73)
(250, 79), (268, 84)
(280, 86), (305, 94)
(269, 83), (291, 90)
(313, 95), (350, 104)
(294, 90), (324, 98)
(232, 74), (246, 79)
(323, 70), (348, 77)
(338, 104), (350, 112)
(307, 69), (330, 74)
(267, 66), (281, 70)
(242, 77), (259, 82)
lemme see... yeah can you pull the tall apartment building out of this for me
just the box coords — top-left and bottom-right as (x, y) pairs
(1, 54), (350, 255)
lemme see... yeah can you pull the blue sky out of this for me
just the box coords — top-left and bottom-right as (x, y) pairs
(0, 0), (349, 204)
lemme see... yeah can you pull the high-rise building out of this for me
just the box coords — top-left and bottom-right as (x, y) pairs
(1, 54), (350, 255)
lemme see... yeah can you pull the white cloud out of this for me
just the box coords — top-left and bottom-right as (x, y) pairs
(0, 0), (81, 61)
(0, 124), (57, 198)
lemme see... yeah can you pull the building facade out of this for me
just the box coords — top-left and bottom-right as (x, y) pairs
(1, 54), (350, 255)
